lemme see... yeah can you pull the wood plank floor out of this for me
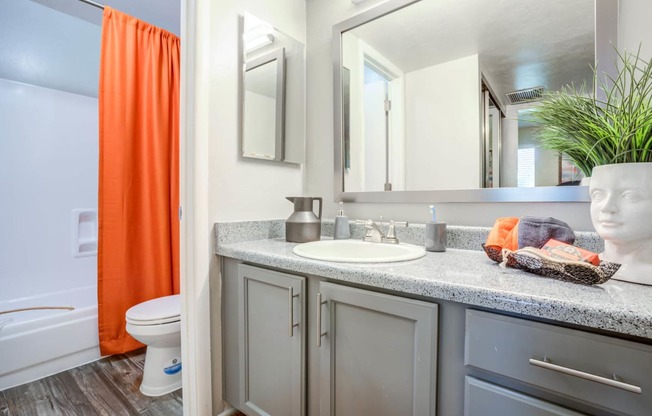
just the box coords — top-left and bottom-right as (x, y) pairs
(0, 348), (183, 416)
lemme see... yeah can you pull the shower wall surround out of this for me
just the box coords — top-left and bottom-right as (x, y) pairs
(0, 78), (98, 300)
(0, 78), (100, 389)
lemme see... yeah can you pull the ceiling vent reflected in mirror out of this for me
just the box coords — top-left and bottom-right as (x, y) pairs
(506, 86), (545, 105)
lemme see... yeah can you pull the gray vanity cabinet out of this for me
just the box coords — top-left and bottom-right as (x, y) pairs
(317, 281), (438, 416)
(235, 264), (306, 416)
(223, 260), (438, 416)
(224, 258), (652, 415)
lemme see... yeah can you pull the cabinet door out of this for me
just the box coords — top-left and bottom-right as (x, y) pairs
(464, 377), (586, 416)
(238, 264), (305, 416)
(318, 282), (438, 416)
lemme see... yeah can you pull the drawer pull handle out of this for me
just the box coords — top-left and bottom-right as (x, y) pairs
(316, 293), (327, 347)
(529, 358), (642, 394)
(288, 287), (300, 337)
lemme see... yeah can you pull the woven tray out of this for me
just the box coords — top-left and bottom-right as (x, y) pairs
(482, 244), (620, 286)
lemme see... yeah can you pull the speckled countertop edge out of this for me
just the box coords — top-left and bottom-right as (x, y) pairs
(214, 221), (650, 340)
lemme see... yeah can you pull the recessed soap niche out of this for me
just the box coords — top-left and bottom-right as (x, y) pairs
(71, 209), (97, 258)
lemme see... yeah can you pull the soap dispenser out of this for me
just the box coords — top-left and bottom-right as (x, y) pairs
(333, 202), (350, 239)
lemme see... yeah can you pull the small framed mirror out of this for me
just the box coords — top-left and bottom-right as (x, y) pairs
(240, 12), (305, 164)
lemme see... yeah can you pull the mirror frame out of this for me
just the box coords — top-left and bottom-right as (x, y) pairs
(332, 0), (617, 203)
(242, 47), (286, 161)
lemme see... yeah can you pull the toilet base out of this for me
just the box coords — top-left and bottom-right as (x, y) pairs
(140, 345), (182, 396)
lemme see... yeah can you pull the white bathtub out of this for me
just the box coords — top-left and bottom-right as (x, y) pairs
(0, 285), (101, 390)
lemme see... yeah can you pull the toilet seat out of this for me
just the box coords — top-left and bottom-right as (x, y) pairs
(126, 294), (180, 326)
(126, 315), (180, 326)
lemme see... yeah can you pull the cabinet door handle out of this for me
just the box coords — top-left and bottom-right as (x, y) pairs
(529, 358), (642, 394)
(288, 287), (299, 337)
(316, 293), (327, 347)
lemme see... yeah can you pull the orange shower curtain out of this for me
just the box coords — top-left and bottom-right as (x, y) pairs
(98, 7), (180, 355)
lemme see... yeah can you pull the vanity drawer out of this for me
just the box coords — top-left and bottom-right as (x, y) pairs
(465, 376), (585, 416)
(465, 310), (652, 416)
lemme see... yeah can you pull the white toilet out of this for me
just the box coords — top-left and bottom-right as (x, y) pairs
(125, 294), (182, 396)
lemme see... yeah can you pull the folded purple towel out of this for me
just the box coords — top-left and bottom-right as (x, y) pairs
(517, 216), (575, 249)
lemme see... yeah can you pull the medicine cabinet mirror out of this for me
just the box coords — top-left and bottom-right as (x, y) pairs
(241, 13), (305, 163)
(333, 0), (618, 202)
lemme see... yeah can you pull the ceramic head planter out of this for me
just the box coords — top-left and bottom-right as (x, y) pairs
(590, 163), (652, 285)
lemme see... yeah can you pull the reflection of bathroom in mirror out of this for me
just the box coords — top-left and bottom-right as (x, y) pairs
(506, 106), (586, 188)
(482, 81), (502, 189)
(243, 48), (285, 160)
(241, 13), (305, 163)
(334, 0), (618, 200)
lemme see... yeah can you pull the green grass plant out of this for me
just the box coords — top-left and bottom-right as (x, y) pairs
(531, 47), (652, 176)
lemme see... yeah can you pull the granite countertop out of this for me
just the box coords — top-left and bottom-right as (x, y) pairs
(215, 220), (652, 341)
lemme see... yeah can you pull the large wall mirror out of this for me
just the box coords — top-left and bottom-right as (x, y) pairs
(241, 12), (305, 164)
(333, 0), (618, 202)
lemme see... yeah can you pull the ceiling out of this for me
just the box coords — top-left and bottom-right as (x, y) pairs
(350, 0), (596, 105)
(0, 0), (180, 97)
(30, 0), (181, 35)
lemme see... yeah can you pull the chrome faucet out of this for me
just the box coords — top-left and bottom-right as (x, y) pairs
(355, 218), (408, 244)
(355, 219), (385, 242)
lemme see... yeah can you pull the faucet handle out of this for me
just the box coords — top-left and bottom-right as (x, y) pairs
(354, 218), (384, 229)
(385, 220), (408, 244)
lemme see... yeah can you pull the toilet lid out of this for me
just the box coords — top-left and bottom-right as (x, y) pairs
(126, 294), (180, 324)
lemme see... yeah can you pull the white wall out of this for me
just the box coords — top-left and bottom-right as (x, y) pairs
(0, 78), (98, 300)
(404, 55), (481, 190)
(206, 0), (306, 222)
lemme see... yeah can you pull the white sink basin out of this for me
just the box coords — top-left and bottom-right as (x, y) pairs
(293, 239), (426, 263)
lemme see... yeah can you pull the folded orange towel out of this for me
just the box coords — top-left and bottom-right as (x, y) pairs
(485, 217), (519, 252)
(541, 239), (600, 266)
